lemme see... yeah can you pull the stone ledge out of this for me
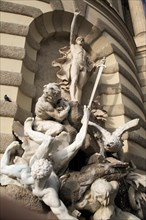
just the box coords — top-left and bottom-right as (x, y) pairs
(0, 101), (17, 118)
(0, 45), (25, 60)
(0, 71), (22, 86)
(0, 22), (29, 36)
(0, 1), (42, 18)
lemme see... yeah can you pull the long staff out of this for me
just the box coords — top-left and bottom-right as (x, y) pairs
(88, 57), (106, 109)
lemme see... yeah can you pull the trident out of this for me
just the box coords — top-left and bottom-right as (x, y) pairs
(88, 57), (106, 109)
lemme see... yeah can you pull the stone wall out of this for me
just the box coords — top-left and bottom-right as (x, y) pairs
(0, 0), (145, 172)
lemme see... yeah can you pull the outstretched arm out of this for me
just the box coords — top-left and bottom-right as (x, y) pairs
(29, 134), (54, 167)
(70, 10), (80, 45)
(52, 106), (90, 171)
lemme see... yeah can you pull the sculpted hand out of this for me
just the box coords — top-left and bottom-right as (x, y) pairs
(74, 9), (80, 16)
(81, 105), (90, 124)
(61, 99), (70, 112)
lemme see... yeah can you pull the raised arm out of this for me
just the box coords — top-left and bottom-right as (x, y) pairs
(70, 10), (80, 45)
(52, 105), (90, 172)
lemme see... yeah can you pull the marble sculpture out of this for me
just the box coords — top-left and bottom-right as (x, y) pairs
(0, 10), (146, 220)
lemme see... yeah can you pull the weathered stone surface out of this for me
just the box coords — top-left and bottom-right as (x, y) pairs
(99, 83), (121, 95)
(26, 33), (41, 51)
(0, 100), (17, 117)
(20, 78), (36, 98)
(0, 185), (47, 213)
(74, 0), (87, 16)
(15, 105), (32, 124)
(121, 85), (145, 115)
(49, 0), (63, 10)
(0, 1), (42, 18)
(0, 45), (25, 60)
(35, 16), (49, 38)
(52, 10), (64, 33)
(23, 54), (38, 73)
(0, 22), (29, 36)
(0, 71), (22, 86)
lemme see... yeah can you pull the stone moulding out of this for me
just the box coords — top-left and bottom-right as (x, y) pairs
(0, 71), (22, 86)
(0, 21), (29, 36)
(0, 1), (42, 18)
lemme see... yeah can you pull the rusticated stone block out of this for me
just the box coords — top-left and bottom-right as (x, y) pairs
(0, 101), (17, 117)
(0, 22), (29, 36)
(49, 0), (63, 10)
(124, 107), (146, 130)
(128, 132), (146, 149)
(99, 83), (121, 95)
(121, 85), (145, 116)
(26, 33), (40, 51)
(0, 71), (22, 86)
(0, 1), (42, 18)
(0, 45), (25, 60)
(52, 10), (64, 33)
(85, 25), (103, 45)
(23, 55), (38, 73)
(119, 65), (142, 97)
(35, 16), (49, 38)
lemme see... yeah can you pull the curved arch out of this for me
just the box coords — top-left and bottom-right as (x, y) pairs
(0, 1), (145, 170)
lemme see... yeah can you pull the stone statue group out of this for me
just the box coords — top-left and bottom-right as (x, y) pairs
(1, 10), (145, 220)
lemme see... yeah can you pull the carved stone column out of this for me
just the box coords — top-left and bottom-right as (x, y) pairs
(128, 0), (146, 36)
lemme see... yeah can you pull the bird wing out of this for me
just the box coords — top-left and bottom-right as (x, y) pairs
(112, 118), (140, 138)
(89, 121), (111, 138)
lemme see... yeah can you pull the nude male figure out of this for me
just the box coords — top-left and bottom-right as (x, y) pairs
(1, 106), (90, 220)
(70, 10), (89, 103)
